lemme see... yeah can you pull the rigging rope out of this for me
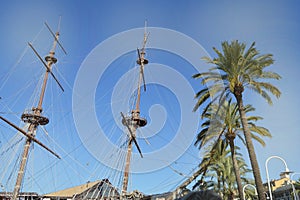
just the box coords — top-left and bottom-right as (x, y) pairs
(0, 24), (44, 92)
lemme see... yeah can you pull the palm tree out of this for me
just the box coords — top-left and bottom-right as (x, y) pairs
(195, 100), (271, 199)
(194, 139), (251, 200)
(193, 40), (281, 200)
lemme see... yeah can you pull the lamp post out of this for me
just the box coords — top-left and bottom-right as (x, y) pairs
(243, 184), (257, 200)
(290, 182), (298, 200)
(265, 155), (293, 200)
(291, 173), (300, 200)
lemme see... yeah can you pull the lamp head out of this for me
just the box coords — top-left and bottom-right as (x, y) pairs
(280, 169), (294, 179)
(281, 169), (294, 174)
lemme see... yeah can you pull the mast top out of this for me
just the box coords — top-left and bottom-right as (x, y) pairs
(134, 20), (149, 111)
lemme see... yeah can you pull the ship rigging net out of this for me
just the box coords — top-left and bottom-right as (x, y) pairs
(0, 23), (201, 200)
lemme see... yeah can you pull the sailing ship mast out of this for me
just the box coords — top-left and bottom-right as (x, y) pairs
(120, 23), (149, 197)
(0, 21), (65, 200)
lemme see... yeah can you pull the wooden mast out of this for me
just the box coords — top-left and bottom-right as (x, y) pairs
(6, 22), (64, 200)
(121, 23), (149, 197)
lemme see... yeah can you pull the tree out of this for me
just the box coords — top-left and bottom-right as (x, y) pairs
(193, 40), (281, 200)
(195, 100), (271, 199)
(194, 139), (251, 200)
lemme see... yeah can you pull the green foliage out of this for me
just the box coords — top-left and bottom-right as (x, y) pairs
(192, 40), (281, 200)
(194, 100), (271, 151)
(194, 140), (251, 199)
(193, 100), (271, 199)
(192, 40), (281, 112)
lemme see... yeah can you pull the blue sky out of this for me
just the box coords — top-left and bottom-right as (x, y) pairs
(0, 0), (300, 196)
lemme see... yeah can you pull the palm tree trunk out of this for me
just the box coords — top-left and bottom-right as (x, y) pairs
(229, 139), (244, 200)
(235, 94), (266, 200)
(222, 178), (226, 199)
(228, 191), (234, 200)
(217, 174), (222, 195)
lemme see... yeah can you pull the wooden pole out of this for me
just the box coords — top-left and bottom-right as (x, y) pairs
(11, 28), (60, 200)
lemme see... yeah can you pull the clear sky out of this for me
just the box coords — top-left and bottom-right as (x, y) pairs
(0, 0), (300, 196)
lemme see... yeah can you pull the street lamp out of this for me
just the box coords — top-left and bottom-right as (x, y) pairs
(290, 182), (298, 200)
(290, 173), (300, 200)
(265, 155), (293, 200)
(243, 184), (257, 200)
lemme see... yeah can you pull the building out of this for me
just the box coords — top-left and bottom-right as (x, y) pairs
(42, 179), (119, 200)
(0, 192), (39, 200)
(142, 192), (173, 200)
(263, 172), (300, 200)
